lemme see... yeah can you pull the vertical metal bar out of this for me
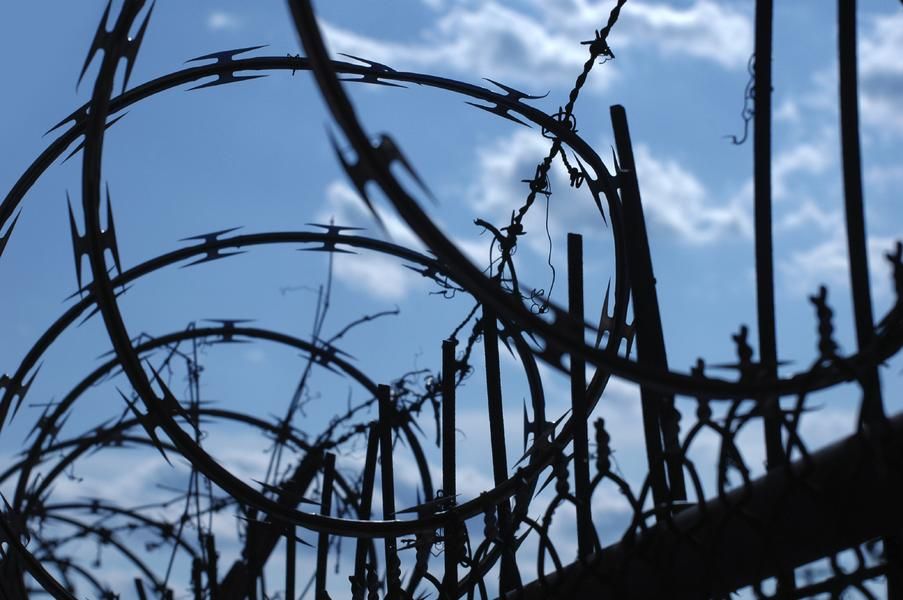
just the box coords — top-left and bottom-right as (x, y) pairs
(205, 534), (219, 600)
(245, 508), (258, 600)
(218, 454), (323, 598)
(609, 105), (686, 508)
(753, 1), (794, 594)
(0, 557), (26, 600)
(192, 559), (204, 600)
(134, 579), (149, 600)
(442, 338), (459, 597)
(887, 539), (903, 600)
(837, 0), (885, 425)
(837, 2), (898, 596)
(482, 307), (521, 593)
(567, 233), (594, 557)
(316, 453), (336, 600)
(378, 384), (401, 600)
(352, 428), (379, 600)
(285, 526), (296, 600)
(482, 309), (510, 489)
(752, 0), (785, 471)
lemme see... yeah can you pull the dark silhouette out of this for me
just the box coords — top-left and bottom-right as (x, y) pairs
(1, 0), (902, 598)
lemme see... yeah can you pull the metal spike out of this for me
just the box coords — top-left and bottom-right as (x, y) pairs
(186, 45), (268, 64)
(77, 285), (131, 327)
(300, 245), (356, 255)
(497, 329), (516, 357)
(610, 146), (623, 176)
(521, 401), (557, 454)
(483, 77), (549, 101)
(78, 0), (114, 88)
(62, 113), (128, 163)
(573, 155), (609, 226)
(103, 183), (123, 277)
(67, 194), (86, 291)
(184, 45), (268, 90)
(340, 75), (406, 88)
(1, 366), (42, 427)
(596, 280), (635, 356)
(306, 222), (366, 235)
(187, 73), (267, 91)
(202, 318), (254, 343)
(337, 53), (407, 87)
(534, 465), (560, 497)
(327, 130), (387, 232)
(396, 493), (458, 516)
(25, 402), (56, 443)
(45, 105), (89, 137)
(0, 211), (21, 259)
(120, 2), (155, 93)
(179, 227), (245, 267)
(116, 388), (171, 465)
(312, 338), (355, 362)
(595, 279), (611, 349)
(513, 409), (568, 467)
(465, 101), (530, 127)
(180, 226), (242, 244)
(147, 363), (192, 424)
(250, 479), (320, 506)
(375, 134), (436, 203)
(299, 224), (362, 254)
(338, 53), (396, 73)
(300, 351), (342, 376)
(66, 186), (124, 293)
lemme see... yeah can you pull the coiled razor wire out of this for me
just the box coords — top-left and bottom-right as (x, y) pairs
(1, 1), (902, 598)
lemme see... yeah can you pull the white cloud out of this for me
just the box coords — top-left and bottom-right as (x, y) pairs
(321, 3), (596, 89)
(774, 99), (802, 123)
(7, 429), (354, 594)
(244, 346), (267, 364)
(322, 181), (422, 249)
(452, 234), (494, 267)
(321, 0), (753, 95)
(776, 199), (841, 233)
(318, 180), (493, 299)
(467, 128), (614, 270)
(468, 129), (751, 247)
(333, 251), (415, 301)
(866, 163), (903, 193)
(633, 144), (752, 243)
(620, 0), (752, 68)
(779, 231), (898, 300)
(859, 12), (903, 133)
(790, 12), (903, 134)
(470, 129), (551, 215)
(728, 138), (837, 233)
(772, 140), (833, 201)
(540, 0), (753, 69)
(318, 181), (425, 301)
(206, 11), (241, 31)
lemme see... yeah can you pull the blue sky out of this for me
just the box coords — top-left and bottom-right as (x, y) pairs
(1, 0), (902, 597)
